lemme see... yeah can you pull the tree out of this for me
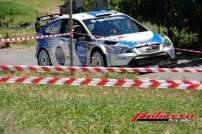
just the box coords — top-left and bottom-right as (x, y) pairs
(119, 0), (202, 49)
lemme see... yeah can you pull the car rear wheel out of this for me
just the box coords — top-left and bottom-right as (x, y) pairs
(37, 49), (52, 66)
(90, 50), (107, 67)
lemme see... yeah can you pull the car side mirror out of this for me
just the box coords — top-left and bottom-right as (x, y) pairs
(78, 35), (91, 42)
(78, 36), (86, 41)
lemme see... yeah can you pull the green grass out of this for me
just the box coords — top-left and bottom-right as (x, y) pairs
(0, 0), (63, 30)
(0, 1), (36, 26)
(10, 0), (63, 13)
(0, 1), (35, 16)
(0, 0), (63, 17)
(0, 0), (63, 48)
(0, 72), (201, 134)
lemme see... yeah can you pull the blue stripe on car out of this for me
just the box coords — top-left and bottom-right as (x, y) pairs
(88, 10), (111, 17)
(117, 32), (162, 49)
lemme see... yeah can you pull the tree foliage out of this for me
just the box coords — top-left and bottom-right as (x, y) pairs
(118, 0), (202, 48)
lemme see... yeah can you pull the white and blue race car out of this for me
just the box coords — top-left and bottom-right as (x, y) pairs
(35, 10), (176, 67)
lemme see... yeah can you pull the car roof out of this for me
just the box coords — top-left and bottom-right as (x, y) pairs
(57, 10), (125, 21)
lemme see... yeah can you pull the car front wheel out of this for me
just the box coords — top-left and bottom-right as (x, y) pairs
(90, 50), (107, 67)
(37, 49), (52, 66)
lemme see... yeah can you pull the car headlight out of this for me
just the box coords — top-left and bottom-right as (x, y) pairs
(163, 36), (173, 48)
(105, 46), (132, 54)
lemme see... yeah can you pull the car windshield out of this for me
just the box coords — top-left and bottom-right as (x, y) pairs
(83, 15), (148, 37)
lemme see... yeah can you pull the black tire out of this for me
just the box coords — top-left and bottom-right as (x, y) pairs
(90, 50), (107, 67)
(37, 49), (52, 66)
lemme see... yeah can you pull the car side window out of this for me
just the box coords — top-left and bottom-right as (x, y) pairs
(45, 20), (62, 34)
(60, 19), (70, 33)
(72, 20), (88, 40)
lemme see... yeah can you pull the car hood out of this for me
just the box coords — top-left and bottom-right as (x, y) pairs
(99, 31), (163, 49)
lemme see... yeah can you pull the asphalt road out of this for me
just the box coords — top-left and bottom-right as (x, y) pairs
(0, 47), (37, 65)
(0, 47), (202, 80)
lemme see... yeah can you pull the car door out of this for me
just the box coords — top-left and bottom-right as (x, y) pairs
(59, 19), (91, 66)
(72, 20), (92, 66)
(43, 20), (66, 65)
(58, 19), (71, 66)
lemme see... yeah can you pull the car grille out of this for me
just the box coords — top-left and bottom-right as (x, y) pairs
(128, 53), (170, 67)
(136, 44), (160, 54)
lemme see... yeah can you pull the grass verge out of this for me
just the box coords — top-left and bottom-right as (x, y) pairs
(0, 72), (201, 134)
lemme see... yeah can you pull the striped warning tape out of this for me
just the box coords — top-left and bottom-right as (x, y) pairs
(0, 33), (70, 43)
(0, 76), (201, 90)
(0, 64), (202, 74)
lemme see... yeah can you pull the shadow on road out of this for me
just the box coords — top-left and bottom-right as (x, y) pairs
(174, 52), (202, 68)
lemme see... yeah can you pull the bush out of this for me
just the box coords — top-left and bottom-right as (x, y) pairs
(171, 28), (199, 48)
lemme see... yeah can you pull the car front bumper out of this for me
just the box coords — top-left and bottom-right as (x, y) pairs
(106, 50), (176, 67)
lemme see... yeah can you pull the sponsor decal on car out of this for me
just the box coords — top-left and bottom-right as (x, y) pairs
(75, 41), (87, 66)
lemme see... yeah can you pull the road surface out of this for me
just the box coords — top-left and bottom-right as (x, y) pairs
(0, 47), (202, 80)
(0, 47), (37, 65)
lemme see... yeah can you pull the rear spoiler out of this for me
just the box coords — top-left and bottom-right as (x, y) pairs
(35, 14), (63, 32)
(36, 14), (63, 21)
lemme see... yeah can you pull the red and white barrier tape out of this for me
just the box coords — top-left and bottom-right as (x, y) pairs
(175, 48), (202, 55)
(0, 76), (201, 90)
(0, 33), (70, 43)
(0, 64), (202, 74)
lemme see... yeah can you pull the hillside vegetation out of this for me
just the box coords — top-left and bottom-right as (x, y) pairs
(0, 0), (63, 27)
(0, 0), (63, 47)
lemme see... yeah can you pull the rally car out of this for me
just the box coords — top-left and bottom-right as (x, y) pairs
(35, 10), (176, 67)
